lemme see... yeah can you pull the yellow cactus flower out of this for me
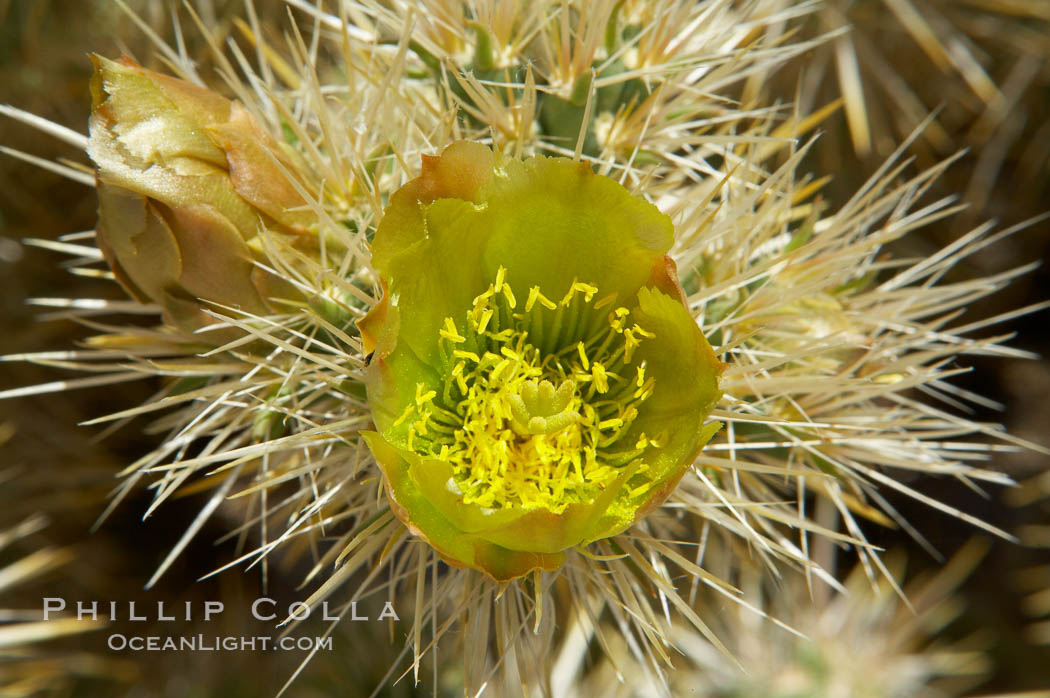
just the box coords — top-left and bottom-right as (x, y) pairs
(360, 142), (723, 580)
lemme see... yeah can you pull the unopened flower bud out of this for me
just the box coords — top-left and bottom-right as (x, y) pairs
(87, 54), (314, 334)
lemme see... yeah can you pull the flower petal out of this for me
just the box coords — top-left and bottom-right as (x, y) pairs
(477, 154), (674, 302)
(367, 142), (676, 369)
(622, 286), (724, 483)
(363, 431), (564, 580)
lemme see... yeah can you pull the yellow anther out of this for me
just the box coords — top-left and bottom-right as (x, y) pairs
(623, 324), (653, 363)
(476, 308), (494, 334)
(439, 317), (466, 343)
(525, 286), (557, 313)
(472, 286), (494, 310)
(470, 293), (491, 327)
(628, 482), (652, 498)
(500, 345), (520, 361)
(490, 328), (515, 342)
(609, 307), (630, 332)
(494, 265), (507, 293)
(501, 283), (517, 309)
(636, 363), (646, 387)
(576, 341), (590, 370)
(560, 285), (576, 306)
(453, 349), (481, 363)
(591, 362), (609, 393)
(415, 383), (436, 406)
(393, 404), (416, 427)
(561, 280), (599, 306)
(490, 358), (510, 381)
(598, 417), (624, 430)
(624, 330), (641, 363)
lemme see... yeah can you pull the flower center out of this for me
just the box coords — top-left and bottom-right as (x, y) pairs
(398, 267), (664, 513)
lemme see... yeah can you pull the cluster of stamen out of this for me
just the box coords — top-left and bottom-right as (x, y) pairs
(394, 267), (662, 513)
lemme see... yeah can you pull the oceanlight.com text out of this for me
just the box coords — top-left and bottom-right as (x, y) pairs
(107, 634), (334, 652)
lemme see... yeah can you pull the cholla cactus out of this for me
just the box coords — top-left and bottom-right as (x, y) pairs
(1013, 471), (1050, 648)
(567, 541), (994, 698)
(0, 512), (128, 696)
(0, 1), (1046, 695)
(753, 0), (1050, 214)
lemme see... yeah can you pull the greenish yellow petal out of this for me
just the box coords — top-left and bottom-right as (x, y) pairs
(623, 286), (724, 480)
(370, 140), (497, 270)
(476, 154), (674, 303)
(375, 198), (493, 367)
(364, 431), (564, 580)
